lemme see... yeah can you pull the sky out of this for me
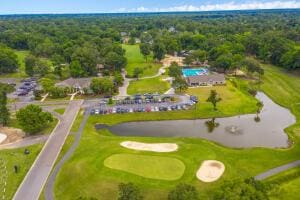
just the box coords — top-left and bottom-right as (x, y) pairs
(1, 0), (300, 14)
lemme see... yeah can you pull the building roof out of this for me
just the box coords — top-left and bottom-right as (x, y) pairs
(56, 78), (92, 88)
(187, 74), (225, 83)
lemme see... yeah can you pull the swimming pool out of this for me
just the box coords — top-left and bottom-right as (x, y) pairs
(182, 68), (208, 77)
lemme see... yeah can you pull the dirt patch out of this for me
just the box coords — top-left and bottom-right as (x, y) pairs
(120, 141), (178, 152)
(196, 160), (225, 182)
(161, 55), (184, 67)
(0, 127), (25, 145)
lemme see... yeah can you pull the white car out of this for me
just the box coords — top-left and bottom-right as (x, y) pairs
(112, 108), (117, 113)
(151, 106), (155, 112)
(129, 108), (134, 113)
(95, 109), (100, 115)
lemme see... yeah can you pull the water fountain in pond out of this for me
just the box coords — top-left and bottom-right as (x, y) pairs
(225, 125), (243, 135)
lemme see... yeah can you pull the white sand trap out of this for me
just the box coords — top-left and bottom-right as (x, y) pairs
(120, 141), (178, 152)
(196, 160), (225, 182)
(0, 133), (7, 144)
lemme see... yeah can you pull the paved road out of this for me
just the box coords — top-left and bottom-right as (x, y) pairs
(255, 160), (300, 180)
(0, 135), (49, 150)
(45, 108), (90, 200)
(13, 100), (83, 200)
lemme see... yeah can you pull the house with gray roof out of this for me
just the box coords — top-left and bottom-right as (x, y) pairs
(56, 78), (92, 93)
(186, 74), (226, 86)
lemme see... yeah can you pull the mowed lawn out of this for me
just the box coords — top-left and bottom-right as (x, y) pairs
(54, 66), (300, 200)
(122, 44), (162, 78)
(104, 154), (185, 181)
(127, 77), (170, 95)
(0, 144), (43, 200)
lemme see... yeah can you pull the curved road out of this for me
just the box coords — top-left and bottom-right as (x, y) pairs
(13, 100), (83, 200)
(0, 135), (49, 150)
(44, 109), (90, 200)
(255, 160), (300, 180)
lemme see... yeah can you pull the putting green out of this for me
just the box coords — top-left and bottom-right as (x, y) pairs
(104, 154), (185, 181)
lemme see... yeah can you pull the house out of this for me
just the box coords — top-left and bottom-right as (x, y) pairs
(186, 74), (226, 86)
(56, 78), (92, 93)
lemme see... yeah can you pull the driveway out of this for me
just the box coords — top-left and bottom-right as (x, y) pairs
(13, 100), (83, 200)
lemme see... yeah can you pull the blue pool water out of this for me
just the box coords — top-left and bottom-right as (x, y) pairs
(182, 68), (208, 77)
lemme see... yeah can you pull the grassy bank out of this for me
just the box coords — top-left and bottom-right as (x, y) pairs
(122, 44), (162, 78)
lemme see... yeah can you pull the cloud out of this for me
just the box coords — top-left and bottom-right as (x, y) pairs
(116, 1), (300, 13)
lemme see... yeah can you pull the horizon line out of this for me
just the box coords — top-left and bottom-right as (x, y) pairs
(0, 8), (299, 16)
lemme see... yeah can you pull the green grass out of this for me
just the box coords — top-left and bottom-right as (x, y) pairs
(104, 154), (185, 181)
(127, 77), (170, 95)
(54, 108), (66, 115)
(265, 167), (300, 200)
(0, 144), (43, 200)
(122, 44), (162, 78)
(53, 63), (300, 199)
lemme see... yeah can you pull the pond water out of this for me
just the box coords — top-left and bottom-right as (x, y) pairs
(97, 92), (296, 148)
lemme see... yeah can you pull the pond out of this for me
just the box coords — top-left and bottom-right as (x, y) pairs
(96, 92), (296, 148)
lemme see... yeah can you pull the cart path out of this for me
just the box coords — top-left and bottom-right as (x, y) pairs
(13, 100), (83, 200)
(44, 108), (90, 200)
(0, 135), (49, 150)
(255, 160), (300, 180)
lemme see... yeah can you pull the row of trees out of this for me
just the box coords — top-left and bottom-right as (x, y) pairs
(0, 10), (297, 79)
(116, 177), (269, 200)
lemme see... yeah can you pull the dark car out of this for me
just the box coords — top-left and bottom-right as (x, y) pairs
(190, 95), (198, 103)
(17, 90), (28, 96)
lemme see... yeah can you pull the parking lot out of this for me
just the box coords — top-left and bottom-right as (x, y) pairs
(13, 78), (37, 102)
(90, 94), (198, 115)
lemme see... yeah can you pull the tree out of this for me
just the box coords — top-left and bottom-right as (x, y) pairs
(214, 178), (269, 200)
(16, 105), (53, 134)
(114, 72), (124, 86)
(172, 77), (188, 93)
(153, 42), (166, 61)
(168, 184), (199, 200)
(71, 43), (100, 76)
(128, 37), (136, 45)
(0, 90), (9, 126)
(280, 48), (300, 70)
(168, 62), (182, 78)
(35, 59), (51, 76)
(214, 55), (232, 72)
(25, 54), (37, 76)
(50, 87), (68, 98)
(206, 90), (222, 110)
(140, 43), (151, 61)
(133, 67), (143, 79)
(90, 78), (114, 95)
(39, 78), (55, 92)
(118, 183), (143, 200)
(105, 52), (127, 71)
(70, 60), (85, 77)
(0, 45), (19, 74)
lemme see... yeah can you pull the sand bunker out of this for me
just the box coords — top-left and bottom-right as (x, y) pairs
(120, 141), (178, 152)
(196, 160), (225, 182)
(0, 133), (7, 144)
